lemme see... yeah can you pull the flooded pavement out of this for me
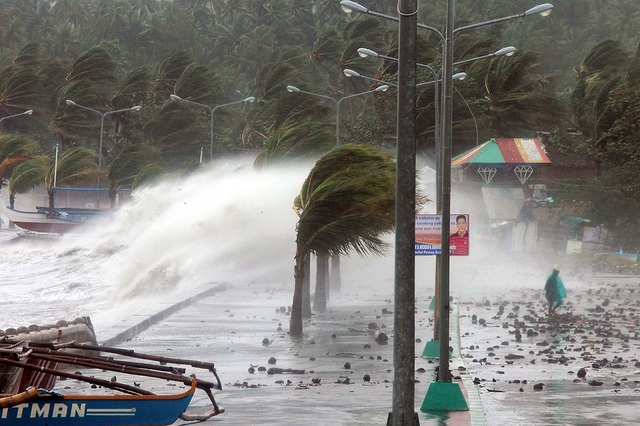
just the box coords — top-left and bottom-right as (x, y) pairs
(56, 271), (640, 425)
(458, 273), (640, 425)
(64, 281), (469, 425)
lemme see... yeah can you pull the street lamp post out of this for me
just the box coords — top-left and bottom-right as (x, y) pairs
(390, 2), (418, 423)
(341, 0), (554, 419)
(356, 44), (514, 348)
(0, 109), (33, 125)
(169, 95), (255, 162)
(285, 85), (388, 146)
(65, 100), (141, 184)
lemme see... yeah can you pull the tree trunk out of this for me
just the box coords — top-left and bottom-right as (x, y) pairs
(109, 188), (117, 209)
(313, 251), (328, 312)
(290, 250), (306, 338)
(330, 254), (342, 293)
(48, 188), (54, 208)
(302, 254), (311, 319)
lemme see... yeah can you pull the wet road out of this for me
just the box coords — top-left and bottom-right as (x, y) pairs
(458, 273), (640, 425)
(67, 282), (452, 425)
(58, 272), (640, 425)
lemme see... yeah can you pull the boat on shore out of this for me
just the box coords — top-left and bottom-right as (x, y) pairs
(0, 205), (108, 234)
(0, 377), (208, 425)
(1, 186), (130, 234)
(0, 340), (224, 424)
(0, 318), (98, 395)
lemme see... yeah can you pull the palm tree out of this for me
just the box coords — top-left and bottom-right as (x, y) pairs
(253, 118), (334, 169)
(49, 0), (90, 29)
(43, 147), (99, 208)
(571, 40), (629, 161)
(290, 144), (397, 338)
(0, 133), (41, 208)
(143, 101), (204, 169)
(52, 47), (118, 142)
(107, 143), (161, 207)
(0, 66), (43, 130)
(468, 51), (566, 136)
(7, 155), (49, 209)
(132, 162), (166, 189)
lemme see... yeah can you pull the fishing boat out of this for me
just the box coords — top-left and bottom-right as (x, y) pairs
(0, 378), (201, 426)
(0, 318), (98, 394)
(1, 186), (130, 234)
(0, 204), (107, 234)
(0, 340), (224, 424)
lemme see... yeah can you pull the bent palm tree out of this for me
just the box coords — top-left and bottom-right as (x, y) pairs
(0, 134), (41, 207)
(290, 144), (396, 338)
(44, 147), (99, 208)
(7, 156), (49, 209)
(108, 143), (161, 208)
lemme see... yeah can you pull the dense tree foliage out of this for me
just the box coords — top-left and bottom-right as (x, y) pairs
(0, 0), (638, 244)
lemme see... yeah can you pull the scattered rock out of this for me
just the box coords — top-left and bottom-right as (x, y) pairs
(375, 331), (388, 344)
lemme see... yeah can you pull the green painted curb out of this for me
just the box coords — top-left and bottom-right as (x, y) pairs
(421, 381), (469, 412)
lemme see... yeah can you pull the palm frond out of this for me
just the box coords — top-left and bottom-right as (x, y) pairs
(8, 155), (49, 195)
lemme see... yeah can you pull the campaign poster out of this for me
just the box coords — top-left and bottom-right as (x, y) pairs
(415, 214), (469, 256)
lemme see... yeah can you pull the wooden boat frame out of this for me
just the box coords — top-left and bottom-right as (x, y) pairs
(0, 339), (224, 424)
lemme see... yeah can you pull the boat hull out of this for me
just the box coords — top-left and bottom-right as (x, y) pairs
(0, 380), (196, 426)
(1, 205), (106, 233)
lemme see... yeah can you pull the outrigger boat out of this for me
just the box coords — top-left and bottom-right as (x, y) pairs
(1, 186), (131, 234)
(1, 204), (109, 234)
(0, 318), (98, 394)
(0, 340), (224, 425)
(0, 378), (199, 426)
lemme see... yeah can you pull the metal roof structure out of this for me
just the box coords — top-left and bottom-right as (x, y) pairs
(452, 138), (551, 184)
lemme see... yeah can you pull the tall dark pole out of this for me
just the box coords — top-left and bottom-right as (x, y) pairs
(437, 0), (454, 383)
(433, 73), (442, 341)
(392, 0), (418, 424)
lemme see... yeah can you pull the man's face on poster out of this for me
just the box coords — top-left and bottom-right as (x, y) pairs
(456, 217), (467, 235)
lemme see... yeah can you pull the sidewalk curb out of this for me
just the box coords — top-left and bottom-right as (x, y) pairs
(100, 283), (230, 347)
(451, 300), (487, 426)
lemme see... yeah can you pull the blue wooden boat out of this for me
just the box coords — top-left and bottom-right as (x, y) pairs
(0, 379), (198, 425)
(0, 340), (224, 424)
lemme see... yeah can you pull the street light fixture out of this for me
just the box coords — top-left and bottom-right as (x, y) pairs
(0, 109), (33, 125)
(342, 69), (396, 87)
(357, 45), (515, 67)
(286, 85), (388, 146)
(341, 1), (553, 39)
(65, 100), (141, 186)
(169, 94), (255, 162)
(344, 68), (467, 88)
(342, 0), (554, 420)
(356, 45), (513, 152)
